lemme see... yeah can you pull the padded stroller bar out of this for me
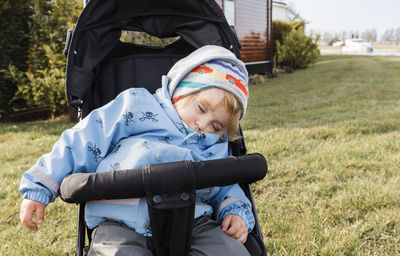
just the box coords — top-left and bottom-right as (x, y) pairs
(60, 153), (267, 203)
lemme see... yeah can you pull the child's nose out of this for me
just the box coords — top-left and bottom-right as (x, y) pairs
(196, 119), (207, 132)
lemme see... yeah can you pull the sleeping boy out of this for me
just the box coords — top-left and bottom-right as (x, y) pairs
(20, 45), (253, 256)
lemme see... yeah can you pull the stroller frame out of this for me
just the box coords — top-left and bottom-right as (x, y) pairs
(63, 0), (267, 255)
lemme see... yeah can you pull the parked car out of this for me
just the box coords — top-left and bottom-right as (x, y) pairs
(332, 41), (344, 47)
(342, 39), (373, 53)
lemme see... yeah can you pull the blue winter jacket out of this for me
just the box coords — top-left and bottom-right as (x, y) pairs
(19, 76), (255, 236)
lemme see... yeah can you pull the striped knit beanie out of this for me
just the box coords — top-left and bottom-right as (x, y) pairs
(168, 45), (249, 118)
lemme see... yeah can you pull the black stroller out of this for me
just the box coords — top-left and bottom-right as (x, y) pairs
(60, 0), (268, 255)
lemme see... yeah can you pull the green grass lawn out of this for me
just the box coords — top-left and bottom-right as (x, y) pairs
(1, 55), (399, 255)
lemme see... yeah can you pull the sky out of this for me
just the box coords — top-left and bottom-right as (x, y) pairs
(287, 0), (400, 37)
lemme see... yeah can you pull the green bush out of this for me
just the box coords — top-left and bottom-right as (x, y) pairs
(8, 48), (67, 118)
(272, 20), (306, 63)
(4, 0), (81, 118)
(0, 0), (31, 113)
(272, 21), (293, 52)
(276, 29), (320, 72)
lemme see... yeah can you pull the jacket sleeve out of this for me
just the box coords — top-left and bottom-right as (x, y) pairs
(19, 88), (146, 205)
(210, 184), (255, 232)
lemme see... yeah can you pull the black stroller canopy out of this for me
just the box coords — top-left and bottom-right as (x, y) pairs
(63, 2), (267, 255)
(66, 0), (241, 112)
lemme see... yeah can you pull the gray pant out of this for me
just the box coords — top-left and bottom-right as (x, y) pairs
(88, 217), (250, 256)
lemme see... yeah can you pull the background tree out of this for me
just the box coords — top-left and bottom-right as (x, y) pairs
(381, 28), (396, 44)
(362, 29), (377, 43)
(0, 0), (31, 115)
(321, 32), (332, 46)
(6, 0), (82, 118)
(120, 31), (179, 46)
(396, 27), (400, 45)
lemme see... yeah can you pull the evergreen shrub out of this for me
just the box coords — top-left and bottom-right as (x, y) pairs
(276, 29), (320, 72)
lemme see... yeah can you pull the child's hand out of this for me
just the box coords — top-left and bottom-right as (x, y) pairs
(20, 199), (46, 231)
(221, 214), (248, 244)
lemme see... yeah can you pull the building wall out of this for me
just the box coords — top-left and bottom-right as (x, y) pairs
(272, 1), (296, 22)
(236, 0), (268, 63)
(217, 0), (271, 64)
(272, 4), (287, 21)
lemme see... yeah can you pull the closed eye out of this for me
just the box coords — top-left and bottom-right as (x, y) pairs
(198, 103), (206, 113)
(212, 122), (223, 132)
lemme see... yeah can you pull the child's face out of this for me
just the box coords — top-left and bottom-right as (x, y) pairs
(174, 88), (231, 136)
